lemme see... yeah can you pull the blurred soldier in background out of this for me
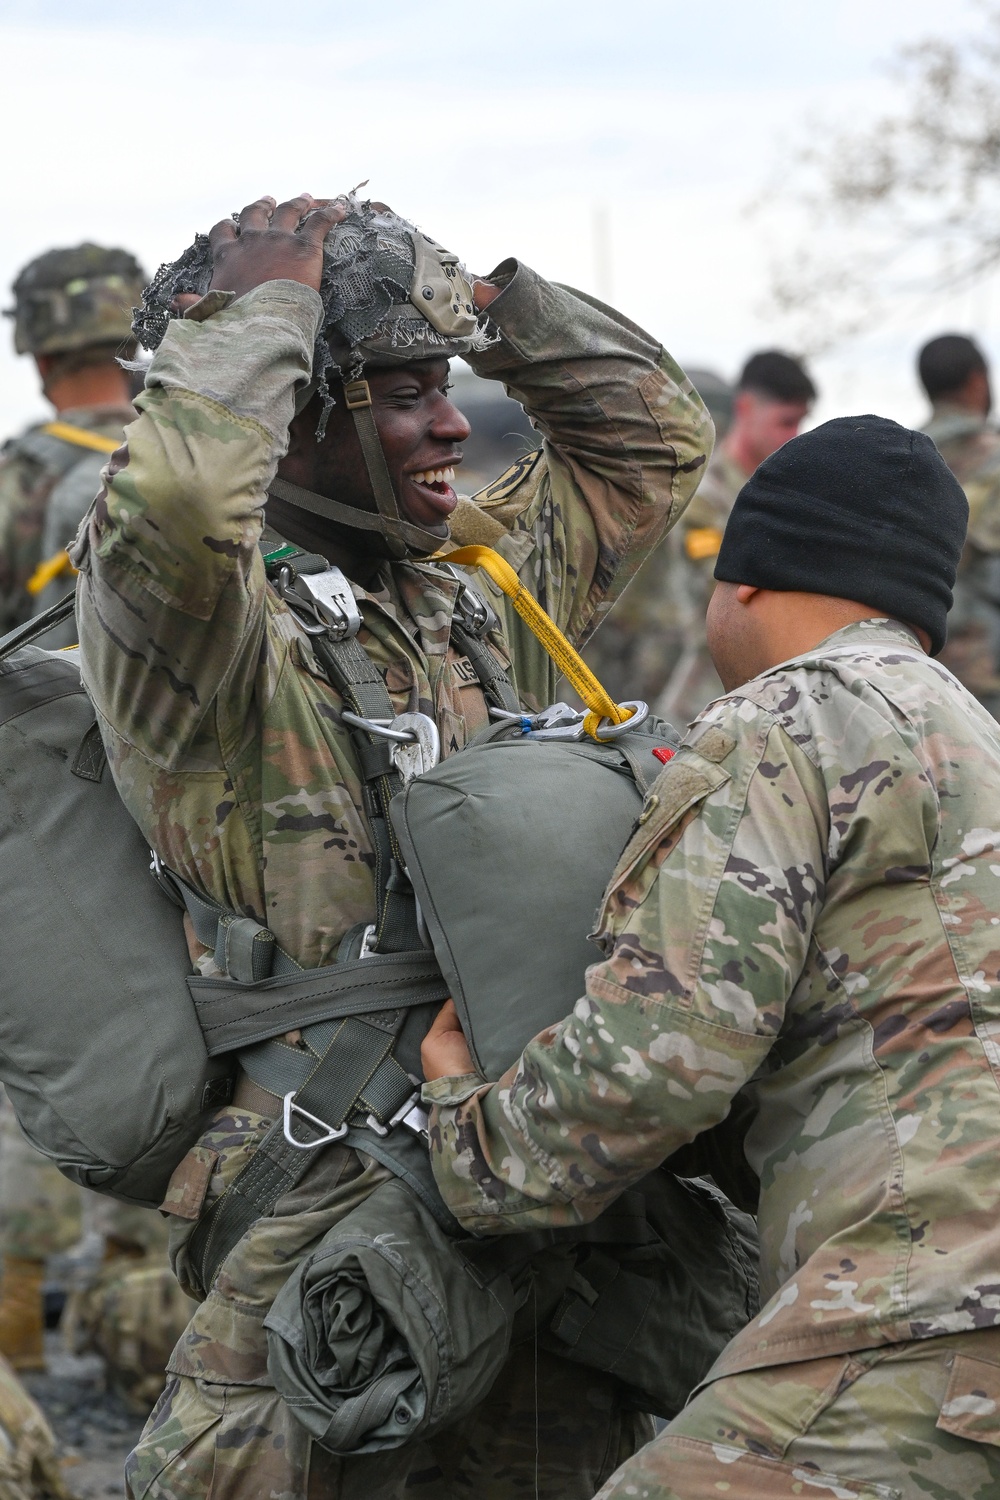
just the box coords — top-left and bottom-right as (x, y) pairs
(0, 244), (144, 645)
(0, 1355), (71, 1500)
(583, 350), (815, 726)
(919, 333), (1000, 718)
(0, 245), (193, 1405)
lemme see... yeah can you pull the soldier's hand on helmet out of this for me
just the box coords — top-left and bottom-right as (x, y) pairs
(204, 194), (346, 301)
(421, 999), (477, 1082)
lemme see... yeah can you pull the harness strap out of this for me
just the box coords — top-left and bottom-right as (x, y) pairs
(0, 593), (77, 661)
(450, 616), (520, 716)
(188, 1000), (421, 1291)
(188, 954), (448, 1054)
(186, 539), (524, 1290)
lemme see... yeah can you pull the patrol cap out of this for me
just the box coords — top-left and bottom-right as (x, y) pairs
(7, 243), (146, 356)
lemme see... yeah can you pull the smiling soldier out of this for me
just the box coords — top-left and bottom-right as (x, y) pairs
(73, 191), (713, 1498)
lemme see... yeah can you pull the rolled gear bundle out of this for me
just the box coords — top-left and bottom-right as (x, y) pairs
(133, 193), (495, 558)
(264, 1177), (516, 1455)
(264, 1172), (759, 1446)
(7, 243), (145, 356)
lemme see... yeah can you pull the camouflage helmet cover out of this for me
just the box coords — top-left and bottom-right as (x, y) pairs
(7, 242), (146, 356)
(133, 194), (493, 558)
(134, 194), (488, 427)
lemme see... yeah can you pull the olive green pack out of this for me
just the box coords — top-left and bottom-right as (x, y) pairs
(0, 610), (233, 1207)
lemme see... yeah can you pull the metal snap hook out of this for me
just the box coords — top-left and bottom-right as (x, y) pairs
(593, 700), (650, 740)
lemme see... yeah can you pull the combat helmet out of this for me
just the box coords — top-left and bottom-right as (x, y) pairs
(7, 243), (146, 357)
(134, 193), (492, 557)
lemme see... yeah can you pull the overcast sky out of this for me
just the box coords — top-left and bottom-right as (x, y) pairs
(0, 0), (991, 432)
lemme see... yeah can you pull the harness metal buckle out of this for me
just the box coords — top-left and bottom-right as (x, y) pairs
(388, 713), (440, 781)
(437, 563), (499, 637)
(278, 564), (362, 641)
(366, 1080), (430, 1141)
(282, 1093), (350, 1150)
(340, 711), (440, 781)
(343, 379), (373, 410)
(358, 923), (378, 959)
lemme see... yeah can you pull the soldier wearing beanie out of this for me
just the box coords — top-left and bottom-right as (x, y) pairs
(424, 415), (1000, 1495)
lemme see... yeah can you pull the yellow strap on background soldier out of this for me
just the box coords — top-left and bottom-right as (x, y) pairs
(684, 525), (723, 561)
(41, 421), (120, 455)
(444, 545), (633, 739)
(26, 423), (118, 595)
(26, 549), (76, 596)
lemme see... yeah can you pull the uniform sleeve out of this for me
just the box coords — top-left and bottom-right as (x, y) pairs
(464, 263), (713, 708)
(74, 282), (322, 768)
(424, 713), (828, 1232)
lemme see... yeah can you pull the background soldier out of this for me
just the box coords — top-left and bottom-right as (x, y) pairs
(919, 332), (1000, 718)
(75, 190), (714, 1500)
(423, 415), (1000, 1497)
(0, 246), (192, 1400)
(583, 350), (815, 726)
(0, 1355), (71, 1500)
(0, 244), (144, 642)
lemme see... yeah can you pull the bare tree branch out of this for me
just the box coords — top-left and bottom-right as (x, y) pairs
(761, 6), (1000, 351)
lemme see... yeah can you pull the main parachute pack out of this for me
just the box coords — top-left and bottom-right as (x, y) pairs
(0, 548), (757, 1440)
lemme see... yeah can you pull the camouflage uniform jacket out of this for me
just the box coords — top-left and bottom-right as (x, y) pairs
(0, 403), (132, 634)
(74, 268), (710, 968)
(582, 445), (744, 717)
(426, 619), (1000, 1378)
(924, 403), (1000, 708)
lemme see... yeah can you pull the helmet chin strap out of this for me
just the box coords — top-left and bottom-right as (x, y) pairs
(269, 378), (447, 559)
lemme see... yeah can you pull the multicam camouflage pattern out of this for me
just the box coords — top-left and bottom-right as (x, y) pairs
(0, 1356), (71, 1500)
(427, 619), (1000, 1380)
(75, 265), (711, 1493)
(924, 403), (1000, 716)
(8, 243), (144, 357)
(582, 448), (744, 723)
(0, 406), (132, 636)
(596, 1327), (1000, 1498)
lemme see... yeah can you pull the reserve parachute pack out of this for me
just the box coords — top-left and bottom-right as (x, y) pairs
(0, 553), (667, 1214)
(0, 544), (757, 1434)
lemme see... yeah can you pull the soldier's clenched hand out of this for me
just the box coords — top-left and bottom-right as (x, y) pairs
(206, 194), (346, 300)
(421, 1000), (477, 1082)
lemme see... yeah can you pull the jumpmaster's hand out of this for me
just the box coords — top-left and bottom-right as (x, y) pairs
(421, 999), (477, 1082)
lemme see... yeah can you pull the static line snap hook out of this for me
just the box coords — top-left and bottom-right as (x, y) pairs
(593, 701), (650, 740)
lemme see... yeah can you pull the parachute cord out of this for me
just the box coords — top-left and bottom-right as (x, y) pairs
(444, 545), (633, 740)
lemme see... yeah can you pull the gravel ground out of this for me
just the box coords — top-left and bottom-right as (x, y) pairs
(21, 1337), (146, 1499)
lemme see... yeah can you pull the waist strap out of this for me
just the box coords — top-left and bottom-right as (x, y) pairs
(189, 952), (448, 1055)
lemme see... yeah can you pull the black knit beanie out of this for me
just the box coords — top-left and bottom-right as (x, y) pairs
(714, 415), (968, 655)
